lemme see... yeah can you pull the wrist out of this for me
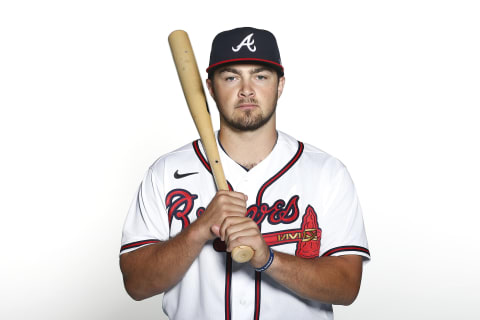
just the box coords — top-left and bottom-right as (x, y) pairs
(255, 247), (274, 272)
(187, 220), (211, 244)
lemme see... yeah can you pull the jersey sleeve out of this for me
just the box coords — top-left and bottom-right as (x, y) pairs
(320, 164), (370, 260)
(120, 160), (170, 255)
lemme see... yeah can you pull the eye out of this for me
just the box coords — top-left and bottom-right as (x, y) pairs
(224, 76), (236, 82)
(256, 74), (268, 80)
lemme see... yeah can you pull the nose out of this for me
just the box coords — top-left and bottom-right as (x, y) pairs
(239, 80), (255, 98)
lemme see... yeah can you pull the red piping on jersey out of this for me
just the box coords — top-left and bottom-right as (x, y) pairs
(225, 184), (234, 320)
(225, 252), (232, 320)
(120, 239), (160, 253)
(193, 140), (234, 191)
(193, 140), (212, 172)
(254, 271), (262, 320)
(322, 246), (370, 257)
(256, 141), (304, 205)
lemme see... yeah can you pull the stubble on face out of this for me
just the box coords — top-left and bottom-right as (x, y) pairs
(224, 96), (277, 131)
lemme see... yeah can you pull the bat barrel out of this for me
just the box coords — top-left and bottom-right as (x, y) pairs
(168, 30), (228, 190)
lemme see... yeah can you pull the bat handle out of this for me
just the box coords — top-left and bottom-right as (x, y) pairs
(218, 186), (254, 263)
(216, 184), (254, 263)
(232, 245), (254, 263)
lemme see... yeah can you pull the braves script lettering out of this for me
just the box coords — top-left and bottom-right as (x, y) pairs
(246, 195), (300, 225)
(165, 189), (198, 229)
(166, 191), (301, 228)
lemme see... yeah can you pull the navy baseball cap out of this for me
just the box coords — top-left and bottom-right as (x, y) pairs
(207, 27), (284, 76)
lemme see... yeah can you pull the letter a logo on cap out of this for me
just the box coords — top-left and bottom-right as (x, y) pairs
(232, 33), (256, 52)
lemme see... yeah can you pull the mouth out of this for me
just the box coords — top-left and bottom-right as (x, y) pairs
(236, 104), (258, 109)
(235, 100), (259, 109)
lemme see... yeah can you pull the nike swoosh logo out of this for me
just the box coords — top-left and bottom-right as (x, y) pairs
(174, 170), (199, 179)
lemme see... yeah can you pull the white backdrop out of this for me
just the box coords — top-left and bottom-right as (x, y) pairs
(1, 1), (479, 319)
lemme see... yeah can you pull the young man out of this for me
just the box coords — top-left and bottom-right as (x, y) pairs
(120, 27), (370, 320)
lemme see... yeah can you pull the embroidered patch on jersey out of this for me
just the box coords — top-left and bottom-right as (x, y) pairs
(295, 205), (321, 258)
(262, 205), (321, 258)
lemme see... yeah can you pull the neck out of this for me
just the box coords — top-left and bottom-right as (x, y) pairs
(219, 119), (277, 170)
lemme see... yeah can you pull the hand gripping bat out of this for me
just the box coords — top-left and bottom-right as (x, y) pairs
(168, 30), (254, 263)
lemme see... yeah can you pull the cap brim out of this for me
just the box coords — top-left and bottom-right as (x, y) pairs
(206, 58), (284, 75)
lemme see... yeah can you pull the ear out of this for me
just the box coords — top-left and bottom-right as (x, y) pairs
(206, 78), (215, 99)
(277, 76), (285, 98)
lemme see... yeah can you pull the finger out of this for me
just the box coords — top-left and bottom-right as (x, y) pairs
(213, 193), (247, 213)
(221, 217), (258, 242)
(205, 192), (247, 220)
(219, 216), (249, 240)
(230, 191), (248, 201)
(217, 190), (247, 202)
(225, 226), (260, 249)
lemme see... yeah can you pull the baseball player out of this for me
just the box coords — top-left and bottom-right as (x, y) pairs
(120, 27), (370, 320)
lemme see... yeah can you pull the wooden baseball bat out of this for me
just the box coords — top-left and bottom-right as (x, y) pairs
(168, 30), (254, 263)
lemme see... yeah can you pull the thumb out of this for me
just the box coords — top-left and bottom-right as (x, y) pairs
(211, 224), (220, 237)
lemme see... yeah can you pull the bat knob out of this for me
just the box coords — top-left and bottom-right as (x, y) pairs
(231, 245), (254, 263)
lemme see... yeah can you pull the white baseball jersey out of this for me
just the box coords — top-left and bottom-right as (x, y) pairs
(121, 131), (370, 320)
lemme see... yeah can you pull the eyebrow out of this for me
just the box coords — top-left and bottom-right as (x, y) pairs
(217, 66), (274, 75)
(218, 67), (241, 75)
(250, 67), (273, 74)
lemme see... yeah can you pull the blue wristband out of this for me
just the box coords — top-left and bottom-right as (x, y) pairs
(255, 247), (274, 272)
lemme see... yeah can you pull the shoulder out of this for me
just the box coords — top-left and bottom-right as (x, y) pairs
(278, 131), (346, 173)
(148, 140), (199, 174)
